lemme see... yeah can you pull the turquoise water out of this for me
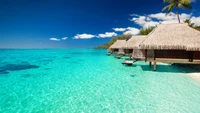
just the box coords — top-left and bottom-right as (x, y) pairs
(0, 49), (200, 113)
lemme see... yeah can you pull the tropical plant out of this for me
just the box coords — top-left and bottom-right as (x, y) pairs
(162, 0), (192, 23)
(193, 26), (200, 31)
(140, 27), (154, 35)
(184, 19), (200, 31)
(184, 19), (195, 27)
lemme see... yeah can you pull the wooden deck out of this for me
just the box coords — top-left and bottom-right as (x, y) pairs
(146, 58), (200, 71)
(115, 55), (122, 59)
(147, 58), (200, 64)
(106, 53), (111, 56)
(122, 60), (137, 66)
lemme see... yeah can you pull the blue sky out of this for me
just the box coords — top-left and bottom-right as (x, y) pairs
(0, 0), (200, 48)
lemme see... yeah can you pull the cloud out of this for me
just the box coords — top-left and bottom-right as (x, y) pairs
(98, 32), (117, 38)
(74, 33), (96, 39)
(49, 38), (60, 41)
(62, 37), (68, 40)
(130, 12), (197, 27)
(131, 16), (147, 26)
(130, 14), (139, 16)
(123, 27), (140, 35)
(149, 13), (175, 20)
(191, 16), (200, 26)
(112, 28), (127, 32)
(149, 13), (191, 22)
(112, 27), (140, 35)
(131, 15), (159, 28)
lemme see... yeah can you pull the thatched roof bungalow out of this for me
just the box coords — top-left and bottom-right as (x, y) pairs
(122, 36), (152, 59)
(139, 23), (200, 70)
(108, 40), (126, 54)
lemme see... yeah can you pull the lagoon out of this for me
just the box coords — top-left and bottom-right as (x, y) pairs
(0, 49), (200, 112)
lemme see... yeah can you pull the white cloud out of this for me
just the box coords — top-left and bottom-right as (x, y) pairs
(149, 13), (176, 20)
(74, 33), (96, 39)
(131, 16), (147, 26)
(191, 16), (200, 26)
(131, 16), (159, 27)
(123, 27), (140, 35)
(144, 21), (160, 27)
(98, 32), (117, 38)
(130, 12), (196, 27)
(112, 27), (140, 35)
(62, 37), (68, 40)
(130, 15), (159, 28)
(130, 14), (139, 16)
(112, 28), (127, 32)
(149, 13), (191, 22)
(49, 38), (60, 41)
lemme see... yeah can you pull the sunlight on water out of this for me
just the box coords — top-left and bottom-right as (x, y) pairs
(0, 49), (200, 113)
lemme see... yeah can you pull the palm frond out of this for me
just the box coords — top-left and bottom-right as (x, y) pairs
(178, 3), (185, 9)
(180, 0), (191, 4)
(182, 4), (192, 10)
(179, 0), (192, 9)
(162, 5), (170, 11)
(163, 4), (175, 15)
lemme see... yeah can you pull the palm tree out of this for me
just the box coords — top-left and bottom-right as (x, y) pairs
(162, 0), (192, 23)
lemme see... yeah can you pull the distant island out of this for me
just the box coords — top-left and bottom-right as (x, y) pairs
(95, 27), (154, 49)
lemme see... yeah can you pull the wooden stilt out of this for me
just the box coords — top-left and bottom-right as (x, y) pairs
(154, 62), (157, 71)
(145, 49), (147, 62)
(149, 62), (152, 67)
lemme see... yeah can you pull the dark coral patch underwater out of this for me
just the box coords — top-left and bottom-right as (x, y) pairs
(0, 63), (40, 75)
(63, 56), (71, 59)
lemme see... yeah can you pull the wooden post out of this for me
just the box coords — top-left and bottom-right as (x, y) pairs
(191, 51), (194, 62)
(154, 62), (157, 71)
(126, 49), (128, 56)
(154, 50), (156, 60)
(149, 62), (152, 67)
(145, 49), (147, 62)
(188, 51), (194, 62)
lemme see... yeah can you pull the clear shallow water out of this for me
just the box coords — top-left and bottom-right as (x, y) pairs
(0, 49), (200, 113)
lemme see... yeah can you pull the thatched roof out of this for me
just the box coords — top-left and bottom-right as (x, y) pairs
(109, 40), (126, 49)
(140, 23), (200, 51)
(123, 36), (147, 49)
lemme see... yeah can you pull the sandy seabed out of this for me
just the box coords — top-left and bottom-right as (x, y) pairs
(187, 73), (200, 81)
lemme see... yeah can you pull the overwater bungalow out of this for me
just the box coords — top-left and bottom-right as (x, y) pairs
(121, 36), (148, 66)
(108, 40), (126, 55)
(139, 23), (200, 71)
(123, 35), (149, 60)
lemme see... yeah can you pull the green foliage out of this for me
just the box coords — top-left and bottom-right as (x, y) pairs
(184, 19), (200, 31)
(139, 27), (154, 35)
(94, 34), (132, 49)
(184, 19), (195, 27)
(162, 0), (192, 23)
(193, 26), (200, 31)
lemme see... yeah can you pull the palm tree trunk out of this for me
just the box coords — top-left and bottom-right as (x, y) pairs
(176, 6), (180, 23)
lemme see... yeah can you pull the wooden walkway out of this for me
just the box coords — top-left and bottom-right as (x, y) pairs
(147, 58), (200, 71)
